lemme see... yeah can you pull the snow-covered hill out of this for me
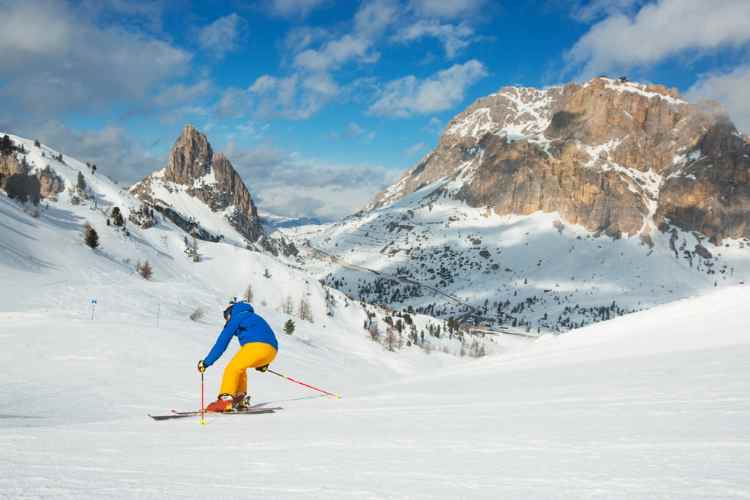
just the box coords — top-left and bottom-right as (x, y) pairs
(1, 265), (748, 498)
(0, 132), (495, 358)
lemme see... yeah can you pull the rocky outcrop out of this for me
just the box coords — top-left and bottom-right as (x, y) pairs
(132, 124), (264, 242)
(163, 124), (213, 184)
(371, 77), (750, 242)
(0, 153), (27, 179)
(36, 166), (65, 200)
(655, 119), (750, 243)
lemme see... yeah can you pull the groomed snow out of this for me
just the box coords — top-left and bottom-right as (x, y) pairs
(1, 275), (748, 498)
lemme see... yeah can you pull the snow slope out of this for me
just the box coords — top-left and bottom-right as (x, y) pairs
(1, 274), (748, 498)
(285, 178), (750, 333)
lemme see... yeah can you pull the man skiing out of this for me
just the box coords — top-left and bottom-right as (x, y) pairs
(198, 299), (278, 412)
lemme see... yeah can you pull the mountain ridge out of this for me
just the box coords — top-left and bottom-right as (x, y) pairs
(369, 77), (750, 243)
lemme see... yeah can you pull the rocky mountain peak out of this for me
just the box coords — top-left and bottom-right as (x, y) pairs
(370, 77), (750, 242)
(164, 124), (213, 185)
(131, 125), (263, 243)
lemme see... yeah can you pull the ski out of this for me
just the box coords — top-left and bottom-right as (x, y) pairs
(149, 407), (280, 421)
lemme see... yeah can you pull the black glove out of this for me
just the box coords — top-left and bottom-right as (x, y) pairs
(197, 360), (206, 373)
(255, 364), (269, 373)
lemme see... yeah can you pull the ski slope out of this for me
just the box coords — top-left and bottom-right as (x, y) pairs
(1, 279), (748, 498)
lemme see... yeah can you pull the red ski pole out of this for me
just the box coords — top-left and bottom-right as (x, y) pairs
(199, 370), (206, 425)
(267, 369), (341, 399)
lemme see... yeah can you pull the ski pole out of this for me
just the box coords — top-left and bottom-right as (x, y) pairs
(200, 371), (206, 426)
(267, 369), (342, 399)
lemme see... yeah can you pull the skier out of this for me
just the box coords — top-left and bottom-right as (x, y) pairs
(197, 299), (278, 412)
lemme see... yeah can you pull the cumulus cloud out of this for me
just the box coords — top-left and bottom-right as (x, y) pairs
(687, 64), (750, 133)
(198, 13), (247, 59)
(224, 144), (400, 219)
(344, 122), (376, 142)
(251, 1), (398, 121)
(566, 0), (750, 77)
(266, 0), (328, 19)
(405, 142), (427, 157)
(249, 73), (339, 119)
(294, 34), (375, 72)
(369, 60), (487, 117)
(153, 80), (213, 108)
(393, 19), (475, 58)
(0, 0), (190, 117)
(568, 0), (644, 22)
(293, 0), (396, 72)
(216, 87), (250, 118)
(408, 0), (486, 18)
(25, 121), (163, 183)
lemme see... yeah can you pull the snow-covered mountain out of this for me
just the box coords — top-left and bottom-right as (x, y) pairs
(0, 131), (494, 358)
(129, 124), (264, 247)
(284, 78), (750, 333)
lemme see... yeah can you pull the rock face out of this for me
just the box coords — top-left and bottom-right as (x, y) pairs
(131, 124), (263, 242)
(36, 166), (65, 200)
(0, 152), (27, 179)
(372, 77), (750, 241)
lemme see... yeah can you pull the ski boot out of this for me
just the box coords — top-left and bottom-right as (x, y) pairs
(206, 394), (234, 413)
(232, 393), (252, 411)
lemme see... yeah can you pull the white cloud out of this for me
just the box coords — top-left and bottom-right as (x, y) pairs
(198, 13), (246, 59)
(267, 0), (327, 19)
(216, 87), (250, 118)
(354, 0), (399, 38)
(225, 145), (400, 219)
(292, 0), (396, 72)
(256, 0), (398, 120)
(282, 26), (330, 54)
(344, 122), (376, 142)
(566, 0), (750, 77)
(405, 142), (427, 157)
(0, 0), (190, 117)
(409, 0), (485, 19)
(369, 60), (487, 117)
(249, 73), (339, 120)
(24, 121), (163, 183)
(294, 34), (373, 72)
(153, 80), (213, 108)
(424, 116), (444, 134)
(393, 20), (475, 58)
(569, 0), (643, 22)
(687, 64), (750, 133)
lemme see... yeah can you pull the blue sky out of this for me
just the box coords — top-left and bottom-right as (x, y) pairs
(1, 0), (749, 219)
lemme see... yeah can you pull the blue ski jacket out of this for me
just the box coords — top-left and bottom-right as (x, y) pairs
(203, 302), (278, 367)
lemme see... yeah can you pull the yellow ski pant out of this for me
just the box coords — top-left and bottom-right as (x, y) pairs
(219, 342), (277, 397)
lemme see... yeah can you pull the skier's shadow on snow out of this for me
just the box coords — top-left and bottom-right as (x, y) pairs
(253, 395), (327, 407)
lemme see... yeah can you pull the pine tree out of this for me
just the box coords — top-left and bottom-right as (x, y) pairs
(84, 223), (99, 249)
(299, 297), (313, 323)
(263, 268), (272, 278)
(76, 172), (86, 194)
(283, 319), (295, 335)
(282, 295), (294, 315)
(111, 207), (124, 227)
(0, 135), (12, 155)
